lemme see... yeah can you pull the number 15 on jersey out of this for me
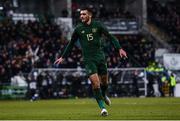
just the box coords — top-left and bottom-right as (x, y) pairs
(87, 33), (93, 41)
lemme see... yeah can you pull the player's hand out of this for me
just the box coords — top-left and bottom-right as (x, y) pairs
(119, 48), (127, 59)
(54, 57), (64, 65)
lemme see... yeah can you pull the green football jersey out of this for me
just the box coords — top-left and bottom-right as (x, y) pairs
(61, 20), (121, 60)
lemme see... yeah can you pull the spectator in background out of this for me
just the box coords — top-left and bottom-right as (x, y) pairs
(132, 70), (139, 97)
(27, 74), (38, 101)
(145, 62), (155, 97)
(169, 73), (176, 97)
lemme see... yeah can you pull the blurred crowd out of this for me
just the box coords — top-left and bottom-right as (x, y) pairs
(148, 0), (180, 53)
(0, 19), (62, 83)
(0, 16), (154, 84)
(27, 70), (91, 99)
(116, 35), (154, 67)
(0, 24), (154, 84)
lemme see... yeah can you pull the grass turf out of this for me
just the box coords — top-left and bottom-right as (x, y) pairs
(0, 98), (180, 120)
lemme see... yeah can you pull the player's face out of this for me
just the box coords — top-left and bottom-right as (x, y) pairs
(80, 10), (91, 23)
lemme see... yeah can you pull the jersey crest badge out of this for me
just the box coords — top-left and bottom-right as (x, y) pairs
(81, 30), (85, 34)
(92, 28), (97, 33)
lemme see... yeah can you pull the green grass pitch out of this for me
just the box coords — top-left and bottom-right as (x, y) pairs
(0, 98), (180, 120)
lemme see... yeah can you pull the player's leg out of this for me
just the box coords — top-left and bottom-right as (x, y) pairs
(99, 74), (111, 106)
(89, 73), (105, 110)
(85, 61), (107, 115)
(99, 74), (108, 97)
(89, 74), (108, 116)
(98, 61), (111, 106)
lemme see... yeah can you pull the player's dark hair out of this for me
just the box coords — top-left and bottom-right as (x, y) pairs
(80, 7), (93, 15)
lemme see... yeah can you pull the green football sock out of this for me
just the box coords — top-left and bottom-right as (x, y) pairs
(101, 84), (108, 97)
(93, 88), (105, 109)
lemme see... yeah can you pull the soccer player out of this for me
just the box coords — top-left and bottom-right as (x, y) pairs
(54, 7), (127, 116)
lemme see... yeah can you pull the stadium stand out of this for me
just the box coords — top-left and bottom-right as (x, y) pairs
(148, 0), (180, 53)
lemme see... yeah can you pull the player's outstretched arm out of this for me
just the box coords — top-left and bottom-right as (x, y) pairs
(99, 22), (128, 59)
(54, 30), (78, 65)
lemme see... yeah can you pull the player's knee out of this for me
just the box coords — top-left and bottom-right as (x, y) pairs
(92, 81), (100, 89)
(89, 74), (101, 89)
